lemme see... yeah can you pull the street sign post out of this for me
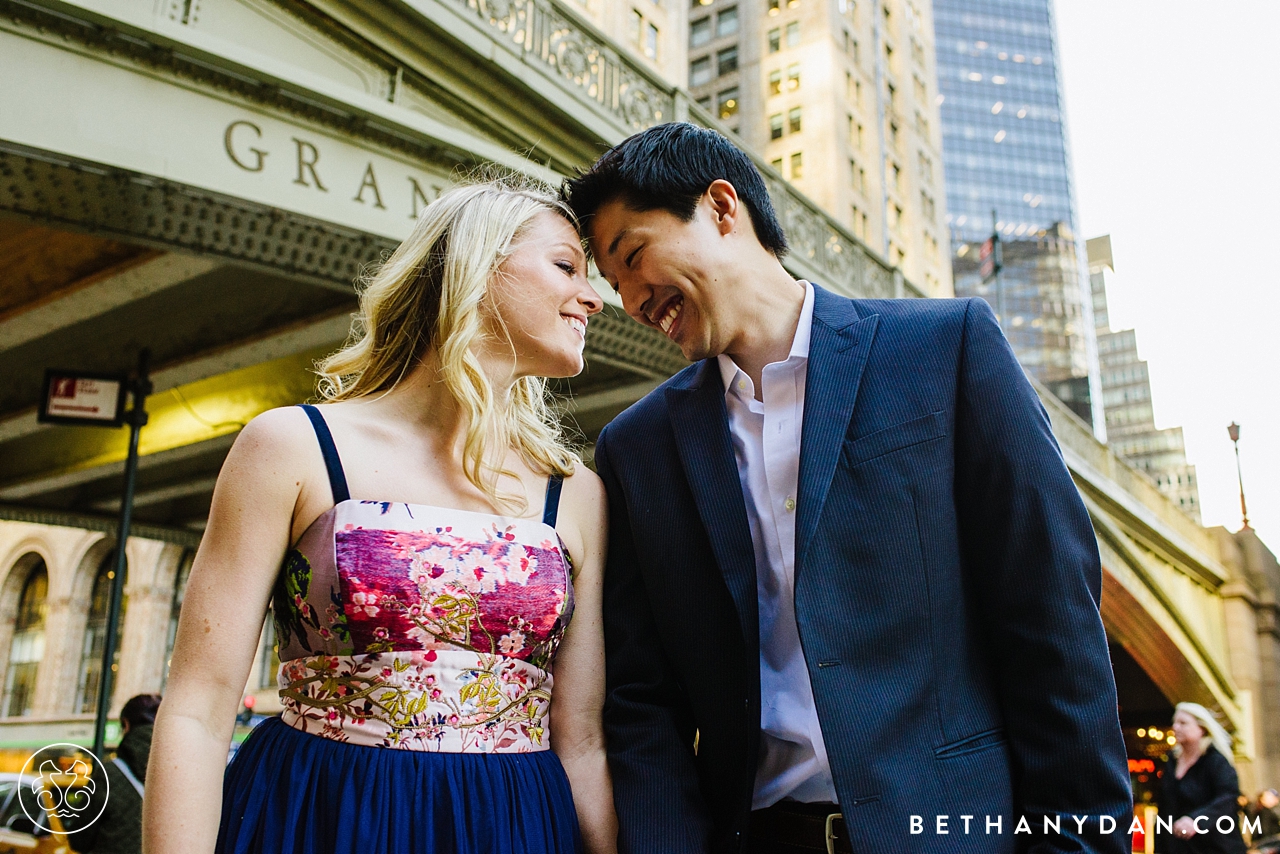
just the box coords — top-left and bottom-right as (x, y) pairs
(38, 372), (127, 427)
(39, 354), (151, 759)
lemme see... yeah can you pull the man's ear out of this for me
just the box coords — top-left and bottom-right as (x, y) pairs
(705, 179), (740, 237)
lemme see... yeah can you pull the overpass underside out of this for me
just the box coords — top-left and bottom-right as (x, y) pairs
(0, 0), (1273, 794)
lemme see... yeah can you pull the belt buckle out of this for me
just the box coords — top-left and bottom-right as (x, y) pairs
(825, 812), (843, 854)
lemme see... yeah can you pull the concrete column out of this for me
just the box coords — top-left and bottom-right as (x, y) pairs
(110, 540), (184, 714)
(1221, 586), (1264, 794)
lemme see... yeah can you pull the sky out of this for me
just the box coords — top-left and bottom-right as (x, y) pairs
(1053, 0), (1280, 547)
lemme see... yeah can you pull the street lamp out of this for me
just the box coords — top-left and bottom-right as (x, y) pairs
(1228, 422), (1250, 530)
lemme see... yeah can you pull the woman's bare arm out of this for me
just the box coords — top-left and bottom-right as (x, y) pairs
(549, 467), (617, 854)
(143, 409), (313, 854)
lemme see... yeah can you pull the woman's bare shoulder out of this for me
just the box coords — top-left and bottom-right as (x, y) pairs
(560, 460), (605, 509)
(219, 406), (319, 487)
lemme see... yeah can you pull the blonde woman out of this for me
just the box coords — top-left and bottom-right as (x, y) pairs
(144, 176), (614, 853)
(1157, 702), (1246, 853)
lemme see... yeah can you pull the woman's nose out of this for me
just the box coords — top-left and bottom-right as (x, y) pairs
(579, 283), (605, 316)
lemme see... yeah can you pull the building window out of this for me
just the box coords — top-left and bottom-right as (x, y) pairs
(691, 16), (711, 47)
(692, 0), (711, 7)
(851, 204), (868, 240)
(786, 63), (800, 90)
(630, 10), (658, 59)
(645, 22), (659, 59)
(76, 551), (128, 714)
(886, 81), (896, 109)
(855, 78), (863, 106)
(770, 157), (783, 172)
(788, 106), (802, 133)
(717, 87), (739, 120)
(717, 46), (739, 75)
(770, 113), (784, 140)
(790, 151), (803, 179)
(785, 21), (800, 47)
(910, 36), (925, 67)
(768, 69), (782, 95)
(768, 28), (780, 52)
(696, 95), (712, 110)
(913, 73), (927, 103)
(691, 56), (713, 86)
(889, 120), (900, 149)
(849, 115), (864, 150)
(768, 0), (780, 15)
(915, 111), (930, 138)
(920, 190), (936, 220)
(917, 149), (932, 182)
(850, 158), (865, 192)
(717, 6), (738, 37)
(3, 561), (47, 718)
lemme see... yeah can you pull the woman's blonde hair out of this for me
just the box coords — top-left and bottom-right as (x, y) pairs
(1175, 702), (1235, 765)
(316, 172), (579, 512)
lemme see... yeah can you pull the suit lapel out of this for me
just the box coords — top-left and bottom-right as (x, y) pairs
(666, 362), (759, 650)
(795, 289), (879, 573)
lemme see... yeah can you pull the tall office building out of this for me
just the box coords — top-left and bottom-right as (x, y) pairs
(1088, 236), (1201, 522)
(573, 0), (689, 88)
(933, 0), (1102, 432)
(686, 0), (953, 296)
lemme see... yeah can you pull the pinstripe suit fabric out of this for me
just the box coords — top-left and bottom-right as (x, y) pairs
(594, 286), (1131, 854)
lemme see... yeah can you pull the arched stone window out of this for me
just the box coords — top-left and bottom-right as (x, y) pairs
(75, 551), (127, 714)
(3, 560), (48, 717)
(161, 549), (194, 689)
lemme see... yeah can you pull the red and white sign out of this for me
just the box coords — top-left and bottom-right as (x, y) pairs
(39, 372), (126, 426)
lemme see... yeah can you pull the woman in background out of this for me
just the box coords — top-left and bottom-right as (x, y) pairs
(1157, 702), (1247, 854)
(144, 175), (614, 853)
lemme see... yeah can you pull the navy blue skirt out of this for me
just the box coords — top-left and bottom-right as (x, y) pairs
(216, 717), (583, 854)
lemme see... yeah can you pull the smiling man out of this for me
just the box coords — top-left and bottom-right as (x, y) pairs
(563, 123), (1131, 854)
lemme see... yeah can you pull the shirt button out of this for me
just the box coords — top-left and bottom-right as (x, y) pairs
(784, 497), (796, 512)
(737, 379), (747, 391)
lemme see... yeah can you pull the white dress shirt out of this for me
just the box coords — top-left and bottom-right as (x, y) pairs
(716, 281), (837, 809)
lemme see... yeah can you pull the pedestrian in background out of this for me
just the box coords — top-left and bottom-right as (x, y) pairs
(1157, 702), (1246, 853)
(1247, 789), (1280, 845)
(75, 693), (161, 854)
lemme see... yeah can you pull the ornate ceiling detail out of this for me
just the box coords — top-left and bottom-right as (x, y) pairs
(461, 0), (674, 131)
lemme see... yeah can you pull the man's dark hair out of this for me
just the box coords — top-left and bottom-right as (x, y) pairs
(120, 693), (161, 730)
(562, 122), (788, 257)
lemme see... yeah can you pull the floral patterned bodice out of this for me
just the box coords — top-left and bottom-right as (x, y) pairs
(271, 499), (574, 753)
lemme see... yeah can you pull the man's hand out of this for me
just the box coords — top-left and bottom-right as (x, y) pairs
(1173, 816), (1199, 839)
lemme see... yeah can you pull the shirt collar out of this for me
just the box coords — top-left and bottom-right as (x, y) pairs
(717, 281), (815, 394)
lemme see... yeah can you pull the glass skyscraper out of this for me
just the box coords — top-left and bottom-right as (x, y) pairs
(932, 0), (1102, 434)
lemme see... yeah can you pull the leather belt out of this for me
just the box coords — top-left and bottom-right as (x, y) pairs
(748, 801), (851, 854)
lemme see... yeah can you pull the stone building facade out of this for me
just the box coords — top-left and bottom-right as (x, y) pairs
(687, 0), (953, 296)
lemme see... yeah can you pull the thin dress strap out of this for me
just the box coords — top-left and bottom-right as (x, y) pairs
(542, 474), (564, 528)
(298, 404), (351, 505)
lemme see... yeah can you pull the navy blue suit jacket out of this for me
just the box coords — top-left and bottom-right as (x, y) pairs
(593, 287), (1132, 853)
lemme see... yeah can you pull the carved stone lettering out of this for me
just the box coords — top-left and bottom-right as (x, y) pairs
(354, 162), (386, 209)
(225, 120), (267, 172)
(292, 137), (327, 191)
